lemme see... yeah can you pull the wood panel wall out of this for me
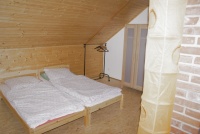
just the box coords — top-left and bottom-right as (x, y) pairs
(0, 0), (129, 48)
(0, 0), (148, 77)
(0, 0), (148, 48)
(85, 45), (103, 78)
(0, 45), (103, 77)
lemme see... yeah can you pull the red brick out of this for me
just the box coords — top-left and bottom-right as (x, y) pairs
(187, 92), (200, 103)
(191, 76), (200, 84)
(182, 124), (199, 134)
(173, 104), (184, 113)
(172, 112), (200, 127)
(171, 119), (182, 128)
(194, 57), (200, 65)
(185, 108), (200, 119)
(178, 73), (189, 81)
(170, 126), (187, 134)
(186, 7), (200, 15)
(183, 27), (200, 35)
(180, 46), (200, 55)
(174, 97), (200, 110)
(187, 0), (200, 5)
(177, 81), (200, 93)
(179, 55), (193, 63)
(182, 36), (195, 44)
(176, 88), (187, 98)
(184, 17), (199, 25)
(179, 64), (200, 75)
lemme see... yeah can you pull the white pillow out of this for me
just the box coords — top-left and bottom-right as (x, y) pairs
(5, 76), (41, 90)
(44, 68), (75, 81)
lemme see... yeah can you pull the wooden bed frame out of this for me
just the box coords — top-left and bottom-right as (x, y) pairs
(39, 64), (124, 126)
(85, 94), (123, 125)
(0, 69), (87, 134)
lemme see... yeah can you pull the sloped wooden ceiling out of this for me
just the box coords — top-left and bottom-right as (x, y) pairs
(0, 0), (148, 48)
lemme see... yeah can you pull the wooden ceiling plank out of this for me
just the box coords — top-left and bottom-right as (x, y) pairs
(0, 0), (149, 48)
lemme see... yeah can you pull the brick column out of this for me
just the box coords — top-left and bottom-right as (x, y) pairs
(171, 0), (200, 134)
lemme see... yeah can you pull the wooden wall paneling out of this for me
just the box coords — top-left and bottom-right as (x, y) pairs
(0, 46), (83, 74)
(85, 45), (103, 78)
(0, 0), (131, 48)
(0, 0), (147, 79)
(0, 45), (103, 78)
(0, 0), (148, 48)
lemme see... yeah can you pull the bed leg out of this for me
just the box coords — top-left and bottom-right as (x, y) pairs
(120, 95), (124, 109)
(84, 108), (91, 127)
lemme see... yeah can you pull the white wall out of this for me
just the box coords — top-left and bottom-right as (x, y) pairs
(105, 8), (149, 80)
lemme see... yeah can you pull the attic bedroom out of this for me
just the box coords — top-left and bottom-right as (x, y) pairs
(0, 0), (200, 134)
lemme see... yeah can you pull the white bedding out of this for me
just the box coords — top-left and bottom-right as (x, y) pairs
(50, 75), (122, 107)
(0, 82), (84, 128)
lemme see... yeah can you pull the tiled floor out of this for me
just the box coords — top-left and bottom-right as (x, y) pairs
(0, 77), (142, 134)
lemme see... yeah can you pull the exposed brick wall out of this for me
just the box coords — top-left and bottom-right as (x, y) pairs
(171, 0), (200, 134)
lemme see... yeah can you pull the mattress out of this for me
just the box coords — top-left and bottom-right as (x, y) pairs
(50, 75), (122, 107)
(0, 82), (84, 128)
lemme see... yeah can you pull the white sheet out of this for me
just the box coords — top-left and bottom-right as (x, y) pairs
(0, 82), (84, 128)
(50, 75), (122, 107)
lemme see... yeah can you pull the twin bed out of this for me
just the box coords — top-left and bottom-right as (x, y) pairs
(0, 65), (123, 134)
